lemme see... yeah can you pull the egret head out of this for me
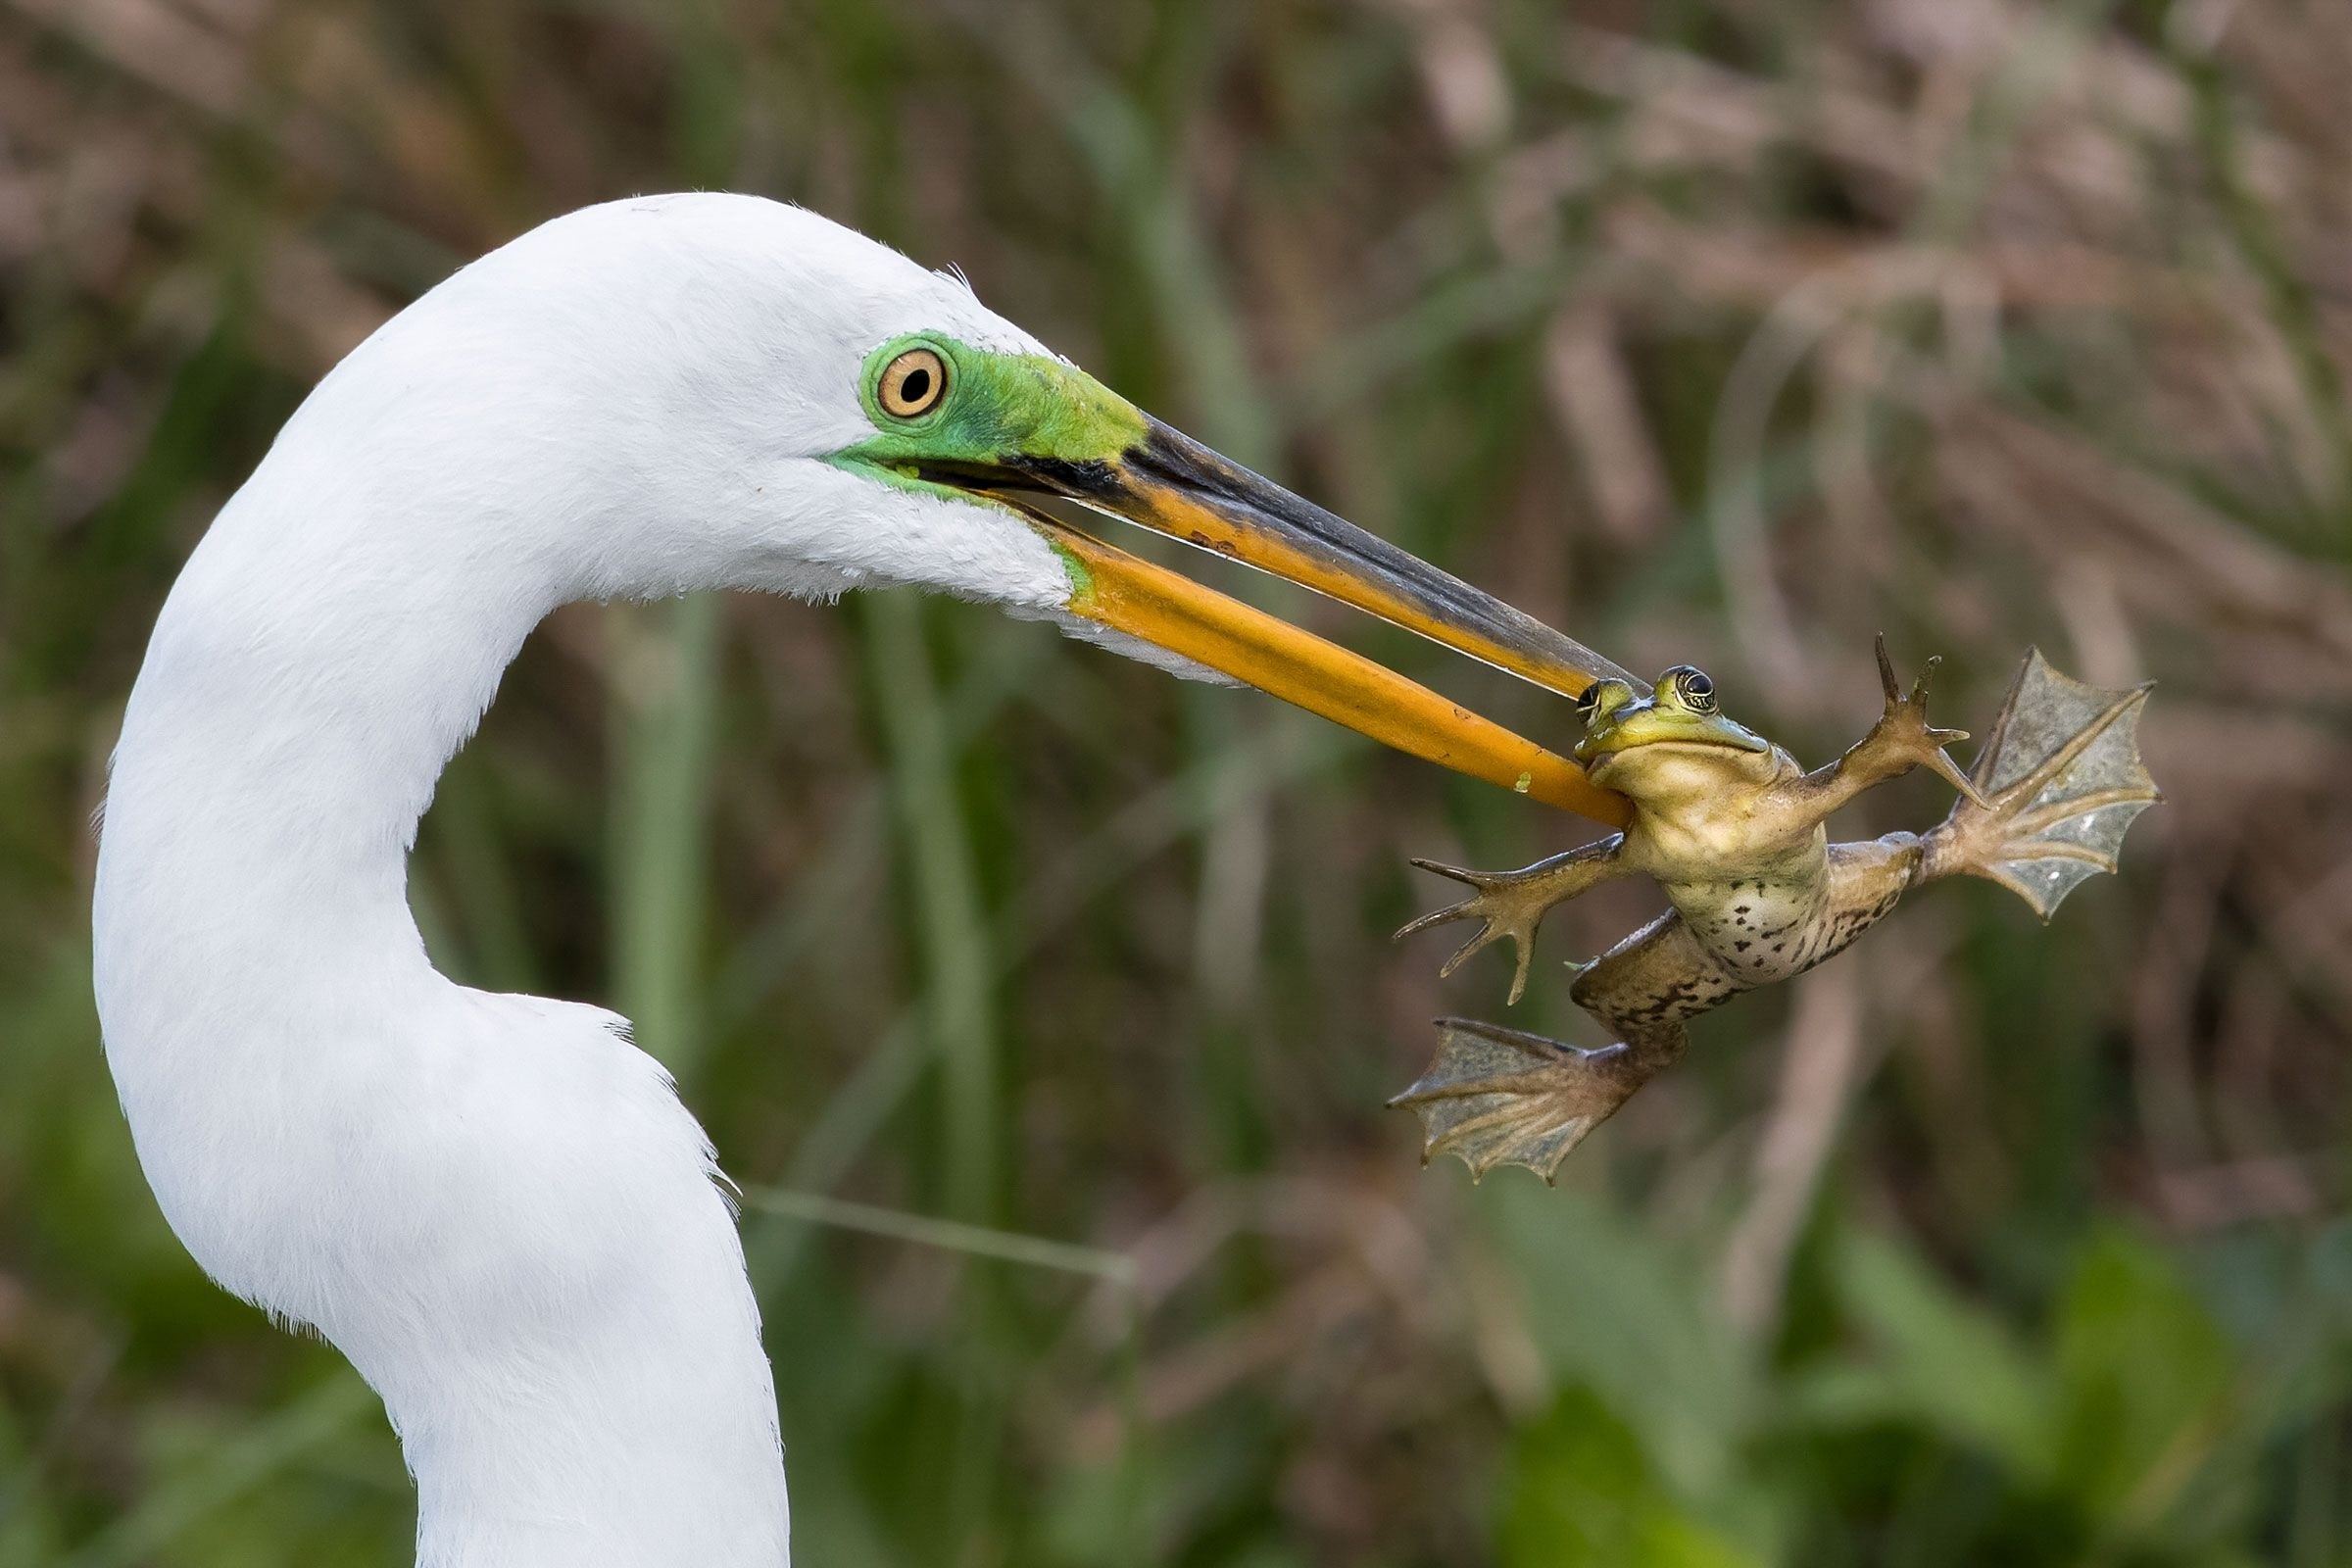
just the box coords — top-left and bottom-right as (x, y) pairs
(417, 195), (1631, 820)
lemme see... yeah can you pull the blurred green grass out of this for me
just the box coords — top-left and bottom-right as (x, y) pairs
(3, 0), (2349, 1563)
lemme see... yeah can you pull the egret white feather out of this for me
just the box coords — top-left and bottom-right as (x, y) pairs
(95, 195), (1094, 1567)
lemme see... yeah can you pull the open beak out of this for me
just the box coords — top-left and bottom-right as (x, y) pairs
(935, 416), (1636, 828)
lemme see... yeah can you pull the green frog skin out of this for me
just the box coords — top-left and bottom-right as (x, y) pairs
(1390, 642), (2157, 1182)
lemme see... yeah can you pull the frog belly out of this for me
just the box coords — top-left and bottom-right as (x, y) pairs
(1669, 832), (1923, 988)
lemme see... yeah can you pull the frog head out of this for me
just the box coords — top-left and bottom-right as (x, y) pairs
(1572, 665), (1780, 810)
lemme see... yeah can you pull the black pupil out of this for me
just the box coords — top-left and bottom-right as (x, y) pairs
(1684, 672), (1712, 697)
(899, 366), (933, 404)
(1577, 690), (1598, 717)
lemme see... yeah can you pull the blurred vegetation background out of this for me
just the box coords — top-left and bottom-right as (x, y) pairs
(2, 0), (2347, 1562)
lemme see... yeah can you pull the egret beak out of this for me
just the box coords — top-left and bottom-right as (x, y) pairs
(939, 416), (1638, 827)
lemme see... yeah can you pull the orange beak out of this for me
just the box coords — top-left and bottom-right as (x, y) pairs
(951, 417), (1635, 829)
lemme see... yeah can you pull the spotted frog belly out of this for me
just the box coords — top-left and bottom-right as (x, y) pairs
(1671, 834), (1922, 989)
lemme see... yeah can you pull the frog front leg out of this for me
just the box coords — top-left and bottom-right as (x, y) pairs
(1396, 834), (1629, 1004)
(1771, 637), (1986, 832)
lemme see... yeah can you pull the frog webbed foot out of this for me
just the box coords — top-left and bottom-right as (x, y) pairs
(1848, 635), (1987, 805)
(1922, 649), (2158, 919)
(1396, 840), (1623, 1005)
(1388, 1018), (1645, 1183)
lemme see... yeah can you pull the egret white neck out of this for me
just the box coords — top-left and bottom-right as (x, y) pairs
(94, 190), (1096, 1567)
(80, 200), (917, 1567)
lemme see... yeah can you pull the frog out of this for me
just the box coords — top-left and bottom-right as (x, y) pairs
(1390, 640), (2158, 1182)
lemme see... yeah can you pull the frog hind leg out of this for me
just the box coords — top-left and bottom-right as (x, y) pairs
(1921, 650), (2160, 920)
(1390, 911), (1730, 1182)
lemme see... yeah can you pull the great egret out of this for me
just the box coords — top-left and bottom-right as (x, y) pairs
(92, 193), (1629, 1566)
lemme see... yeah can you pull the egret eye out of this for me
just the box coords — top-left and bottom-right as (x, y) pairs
(1669, 666), (1718, 712)
(877, 348), (948, 418)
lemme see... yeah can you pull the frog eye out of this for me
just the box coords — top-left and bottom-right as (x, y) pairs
(1668, 666), (1718, 713)
(1578, 679), (1635, 727)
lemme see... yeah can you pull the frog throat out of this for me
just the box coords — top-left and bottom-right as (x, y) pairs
(1574, 716), (1770, 767)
